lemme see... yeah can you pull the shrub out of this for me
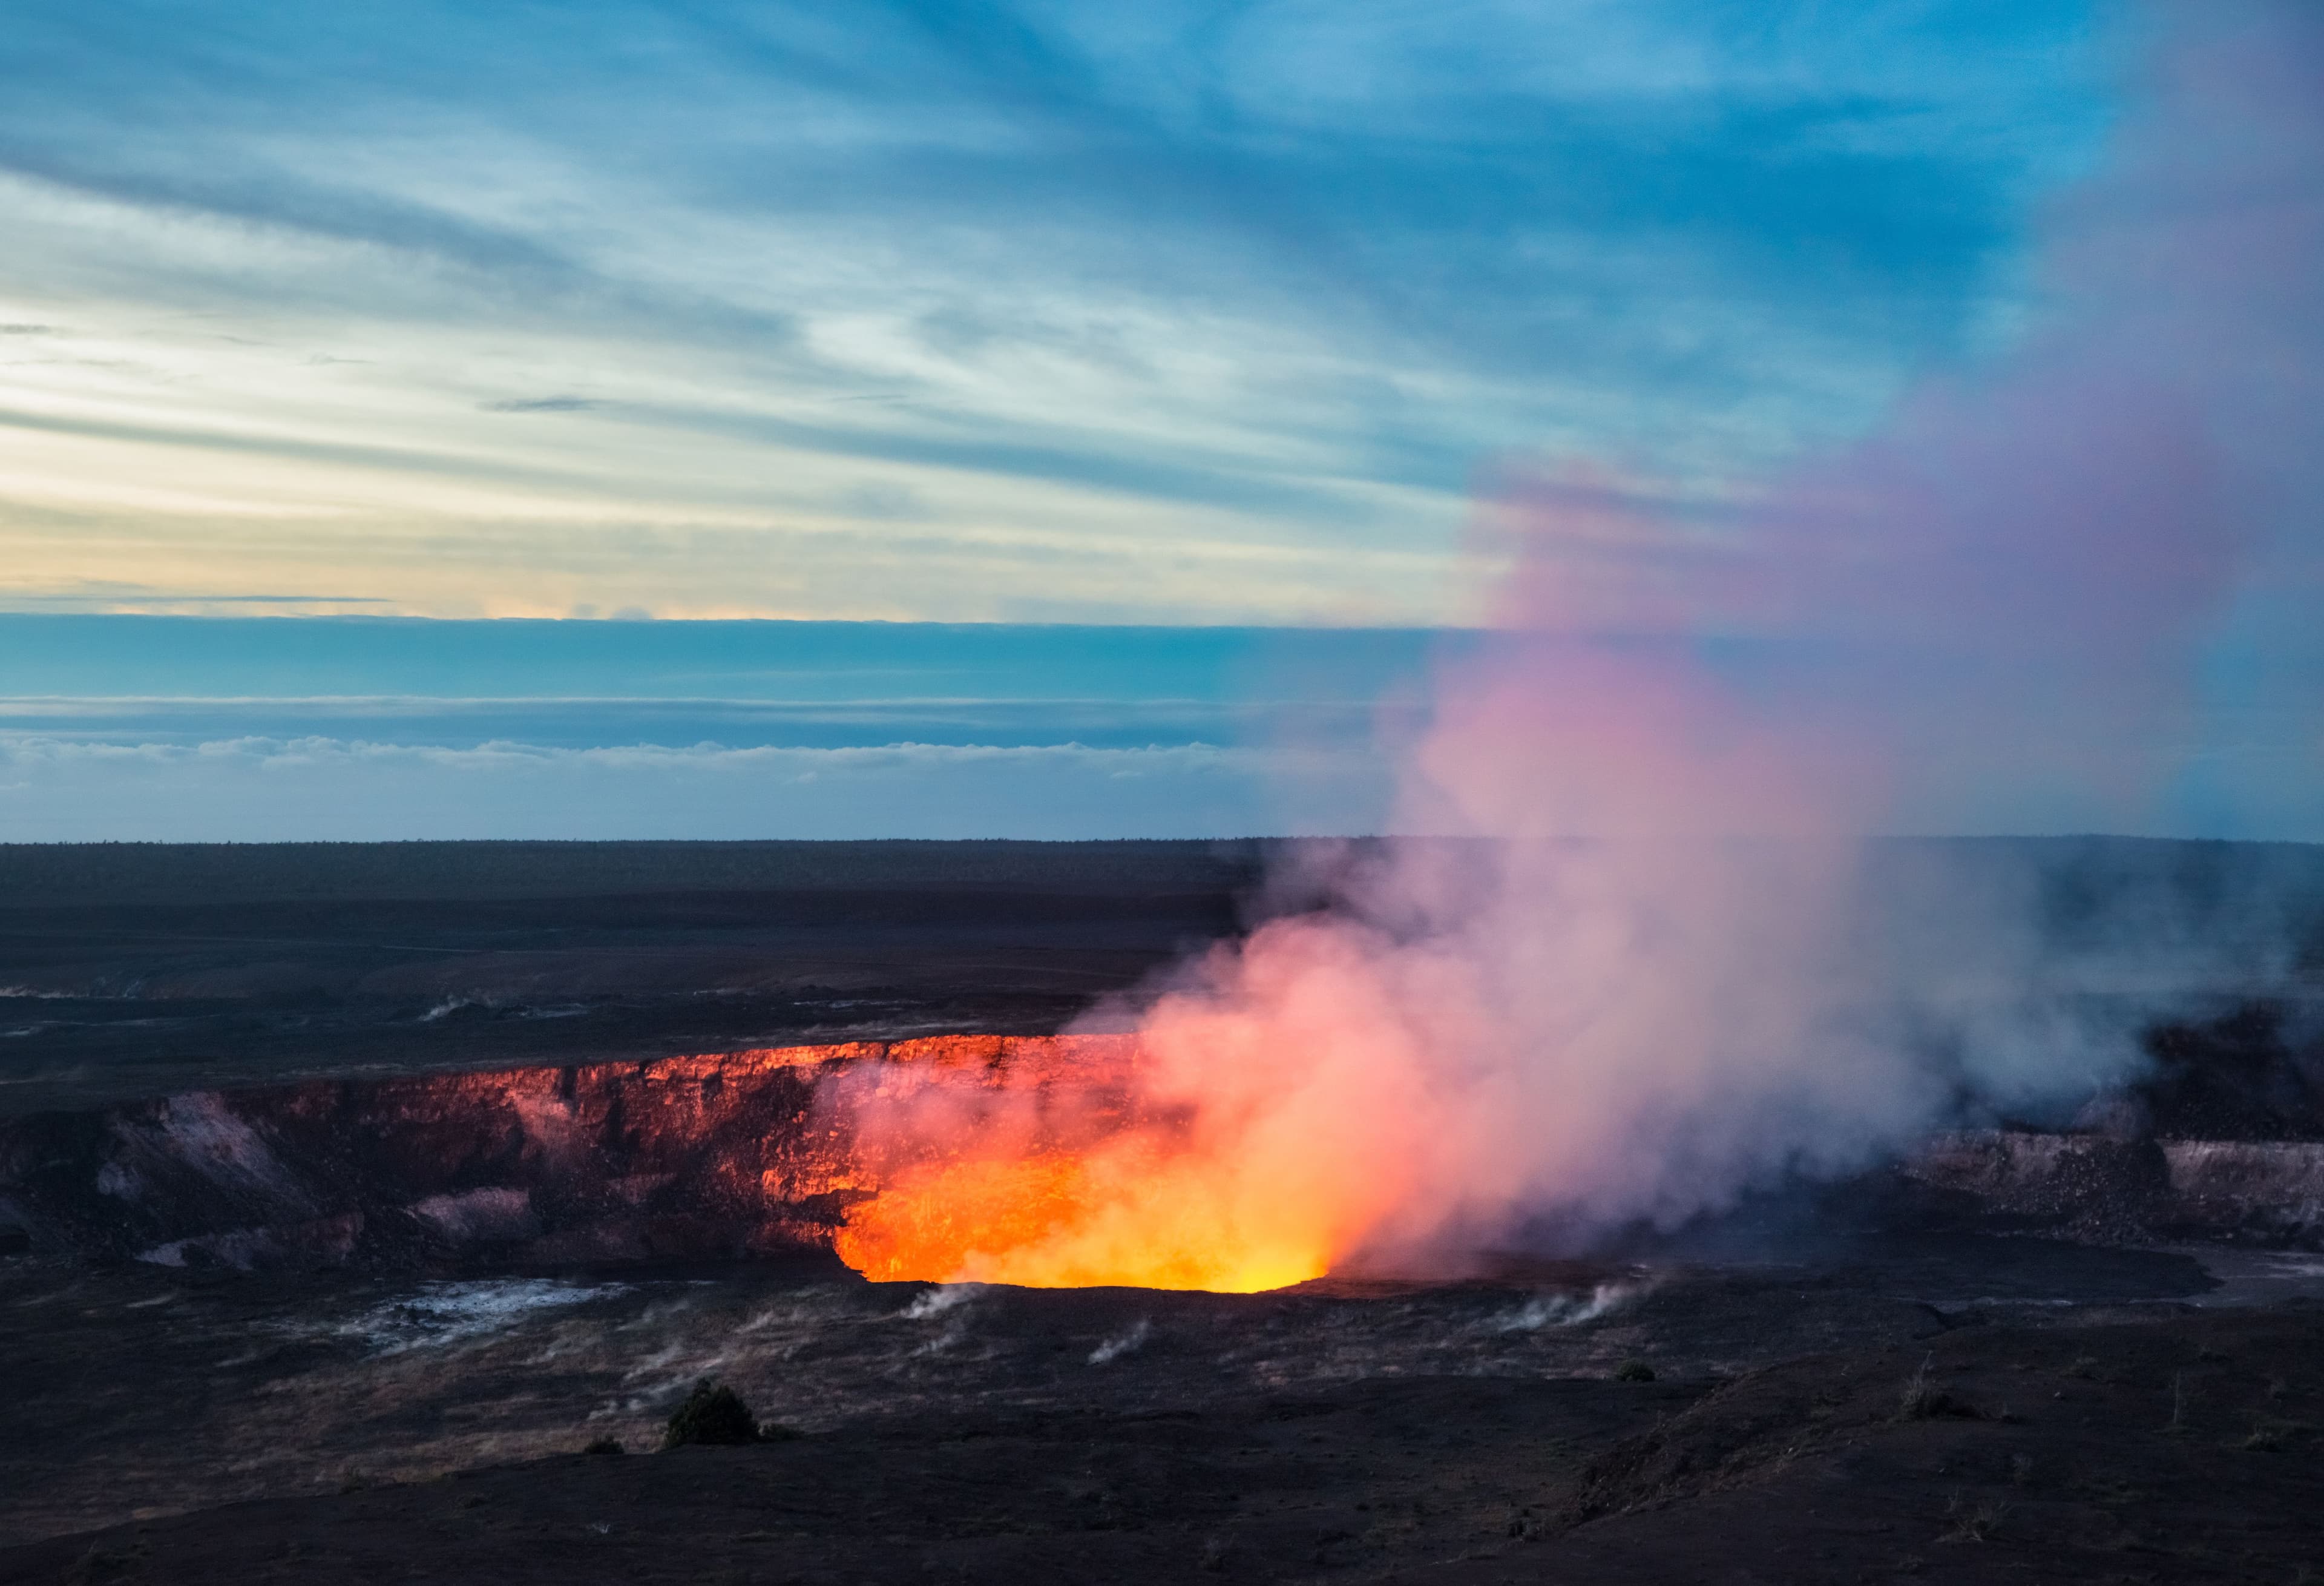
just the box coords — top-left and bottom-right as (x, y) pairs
(583, 1436), (625, 1456)
(664, 1379), (761, 1449)
(1939, 1497), (2009, 1544)
(1899, 1355), (1982, 1421)
(1613, 1360), (1655, 1383)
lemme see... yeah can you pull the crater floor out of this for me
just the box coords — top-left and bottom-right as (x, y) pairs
(4, 1245), (2323, 1582)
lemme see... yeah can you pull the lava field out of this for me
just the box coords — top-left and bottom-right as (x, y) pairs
(4, 838), (2324, 1582)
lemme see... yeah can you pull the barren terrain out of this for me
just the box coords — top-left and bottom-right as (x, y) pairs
(0, 840), (1265, 1114)
(3, 839), (2322, 1582)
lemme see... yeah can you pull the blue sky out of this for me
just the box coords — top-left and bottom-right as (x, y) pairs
(0, 0), (2106, 623)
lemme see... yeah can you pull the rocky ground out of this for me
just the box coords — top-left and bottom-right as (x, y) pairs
(3, 839), (2323, 1582)
(2, 1251), (2320, 1583)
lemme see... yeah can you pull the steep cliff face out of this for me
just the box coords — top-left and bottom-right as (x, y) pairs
(0, 1035), (1135, 1268)
(2165, 1140), (2324, 1242)
(1903, 1132), (2324, 1245)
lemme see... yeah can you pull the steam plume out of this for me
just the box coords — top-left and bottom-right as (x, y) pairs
(834, 2), (2323, 1288)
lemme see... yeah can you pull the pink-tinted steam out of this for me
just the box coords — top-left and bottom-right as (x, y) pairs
(821, 2), (2318, 1285)
(1087, 1), (2317, 1271)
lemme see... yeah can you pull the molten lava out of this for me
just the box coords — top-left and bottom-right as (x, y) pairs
(822, 1035), (1341, 1292)
(832, 1134), (1333, 1294)
(835, 1153), (1092, 1283)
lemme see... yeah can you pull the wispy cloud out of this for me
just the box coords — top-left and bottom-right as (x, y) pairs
(480, 396), (603, 414)
(0, 0), (2107, 620)
(0, 590), (392, 609)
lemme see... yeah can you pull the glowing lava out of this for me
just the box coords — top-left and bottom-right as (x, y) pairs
(832, 1134), (1333, 1294)
(816, 1028), (1368, 1293)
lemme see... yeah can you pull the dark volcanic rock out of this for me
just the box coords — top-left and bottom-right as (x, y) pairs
(5, 1305), (2322, 1585)
(15, 1036), (2324, 1274)
(2139, 999), (2324, 1139)
(0, 1037), (1135, 1268)
(0, 838), (1279, 1114)
(1905, 1130), (2324, 1246)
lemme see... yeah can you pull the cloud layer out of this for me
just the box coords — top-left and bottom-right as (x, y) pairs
(0, 735), (1385, 842)
(0, 0), (2102, 620)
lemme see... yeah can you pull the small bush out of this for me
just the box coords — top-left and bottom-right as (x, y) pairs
(664, 1379), (761, 1449)
(1938, 1497), (2009, 1544)
(1613, 1360), (1655, 1383)
(583, 1436), (625, 1456)
(1899, 1355), (1981, 1421)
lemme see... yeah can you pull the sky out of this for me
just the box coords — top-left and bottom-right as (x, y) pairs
(1, 1), (2316, 843)
(0, 617), (1421, 838)
(2, 0), (2106, 624)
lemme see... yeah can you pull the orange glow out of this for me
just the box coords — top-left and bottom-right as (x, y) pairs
(833, 1130), (1336, 1294)
(821, 979), (1428, 1294)
(835, 1152), (1092, 1284)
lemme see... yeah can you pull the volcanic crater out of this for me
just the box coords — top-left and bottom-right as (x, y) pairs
(5, 838), (2324, 1584)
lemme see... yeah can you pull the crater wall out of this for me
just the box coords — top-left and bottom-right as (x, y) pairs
(0, 1036), (1134, 1268)
(10, 1032), (2324, 1271)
